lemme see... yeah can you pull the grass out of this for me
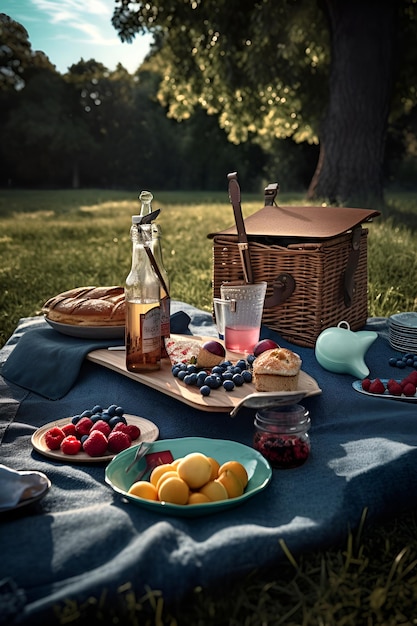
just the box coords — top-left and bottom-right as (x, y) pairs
(1, 188), (417, 347)
(1, 188), (417, 624)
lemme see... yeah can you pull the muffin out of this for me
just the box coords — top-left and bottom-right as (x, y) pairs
(253, 348), (302, 392)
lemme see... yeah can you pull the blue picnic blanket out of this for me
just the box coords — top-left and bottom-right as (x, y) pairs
(0, 302), (416, 625)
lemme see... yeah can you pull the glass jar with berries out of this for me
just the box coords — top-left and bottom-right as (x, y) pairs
(253, 405), (311, 469)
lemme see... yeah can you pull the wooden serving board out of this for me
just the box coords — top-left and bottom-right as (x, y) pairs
(87, 335), (321, 414)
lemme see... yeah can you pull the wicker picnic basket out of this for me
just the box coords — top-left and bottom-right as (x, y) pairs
(209, 185), (380, 348)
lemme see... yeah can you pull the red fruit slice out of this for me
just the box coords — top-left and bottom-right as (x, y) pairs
(402, 382), (416, 397)
(361, 378), (371, 391)
(368, 378), (386, 394)
(60, 435), (82, 455)
(44, 426), (65, 450)
(61, 423), (77, 437)
(75, 417), (94, 437)
(113, 423), (141, 440)
(91, 419), (111, 437)
(83, 430), (109, 457)
(107, 431), (131, 453)
(387, 379), (403, 396)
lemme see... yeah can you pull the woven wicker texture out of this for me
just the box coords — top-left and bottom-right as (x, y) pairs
(212, 229), (369, 348)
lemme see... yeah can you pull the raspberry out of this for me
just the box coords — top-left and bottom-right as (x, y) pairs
(361, 378), (371, 391)
(387, 379), (403, 396)
(107, 431), (131, 453)
(60, 435), (82, 455)
(61, 423), (77, 437)
(368, 378), (386, 394)
(113, 423), (141, 440)
(402, 382), (416, 397)
(75, 417), (94, 437)
(83, 430), (109, 457)
(401, 371), (417, 387)
(91, 419), (111, 438)
(44, 426), (65, 450)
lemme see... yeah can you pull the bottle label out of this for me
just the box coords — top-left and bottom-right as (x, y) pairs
(160, 295), (171, 338)
(141, 306), (161, 353)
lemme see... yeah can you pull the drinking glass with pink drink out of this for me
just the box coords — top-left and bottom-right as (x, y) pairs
(214, 281), (267, 353)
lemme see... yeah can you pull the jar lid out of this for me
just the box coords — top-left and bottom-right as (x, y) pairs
(255, 404), (310, 433)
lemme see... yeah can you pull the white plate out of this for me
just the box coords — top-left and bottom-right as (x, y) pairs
(45, 317), (124, 339)
(390, 312), (417, 329)
(32, 415), (159, 463)
(0, 471), (51, 513)
(105, 437), (272, 517)
(352, 379), (417, 402)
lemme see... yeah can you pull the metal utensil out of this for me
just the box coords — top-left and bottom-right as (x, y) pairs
(124, 442), (151, 473)
(227, 171), (254, 284)
(229, 391), (308, 418)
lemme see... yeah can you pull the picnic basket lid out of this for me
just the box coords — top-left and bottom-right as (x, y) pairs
(208, 205), (380, 240)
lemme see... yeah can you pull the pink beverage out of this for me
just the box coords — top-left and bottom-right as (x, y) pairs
(225, 325), (260, 353)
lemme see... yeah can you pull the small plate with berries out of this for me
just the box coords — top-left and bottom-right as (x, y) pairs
(31, 403), (159, 463)
(353, 370), (417, 401)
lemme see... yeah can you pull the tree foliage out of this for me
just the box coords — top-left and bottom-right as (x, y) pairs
(112, 0), (417, 205)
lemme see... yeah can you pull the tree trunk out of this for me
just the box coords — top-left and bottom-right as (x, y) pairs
(309, 0), (397, 207)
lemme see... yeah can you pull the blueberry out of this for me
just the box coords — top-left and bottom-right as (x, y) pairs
(115, 406), (124, 416)
(406, 358), (414, 366)
(184, 373), (198, 385)
(200, 385), (211, 396)
(242, 370), (253, 383)
(223, 380), (235, 391)
(90, 413), (103, 423)
(177, 370), (187, 380)
(397, 360), (406, 368)
(205, 375), (222, 389)
(91, 404), (103, 414)
(222, 371), (233, 381)
(80, 435), (89, 444)
(232, 373), (244, 386)
(172, 366), (181, 376)
(212, 366), (224, 375)
(109, 415), (126, 428)
(236, 359), (247, 370)
(100, 412), (111, 422)
(186, 364), (198, 373)
(71, 414), (81, 424)
(388, 358), (397, 366)
(246, 354), (256, 365)
(107, 404), (118, 417)
(81, 410), (93, 418)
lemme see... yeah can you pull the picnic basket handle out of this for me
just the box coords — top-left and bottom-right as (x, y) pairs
(264, 273), (296, 308)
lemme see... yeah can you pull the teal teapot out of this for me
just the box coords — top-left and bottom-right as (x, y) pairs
(315, 321), (377, 378)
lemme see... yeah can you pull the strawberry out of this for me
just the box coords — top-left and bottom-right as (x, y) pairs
(401, 371), (417, 388)
(44, 426), (65, 450)
(83, 430), (109, 457)
(113, 422), (141, 440)
(75, 417), (94, 437)
(60, 435), (82, 455)
(361, 378), (371, 391)
(91, 419), (111, 438)
(387, 379), (403, 396)
(61, 423), (77, 437)
(402, 382), (416, 397)
(368, 378), (386, 394)
(107, 431), (131, 453)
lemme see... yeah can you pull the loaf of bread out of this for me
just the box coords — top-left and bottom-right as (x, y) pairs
(253, 347), (302, 392)
(42, 286), (125, 326)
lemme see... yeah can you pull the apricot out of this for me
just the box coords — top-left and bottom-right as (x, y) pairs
(218, 460), (248, 488)
(199, 480), (228, 502)
(217, 469), (244, 498)
(128, 481), (158, 501)
(158, 476), (189, 505)
(149, 463), (176, 488)
(177, 452), (213, 489)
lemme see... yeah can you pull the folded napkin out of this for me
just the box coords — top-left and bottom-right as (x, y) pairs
(0, 465), (49, 510)
(1, 311), (191, 400)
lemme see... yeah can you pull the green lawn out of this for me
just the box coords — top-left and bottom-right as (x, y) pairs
(1, 188), (417, 624)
